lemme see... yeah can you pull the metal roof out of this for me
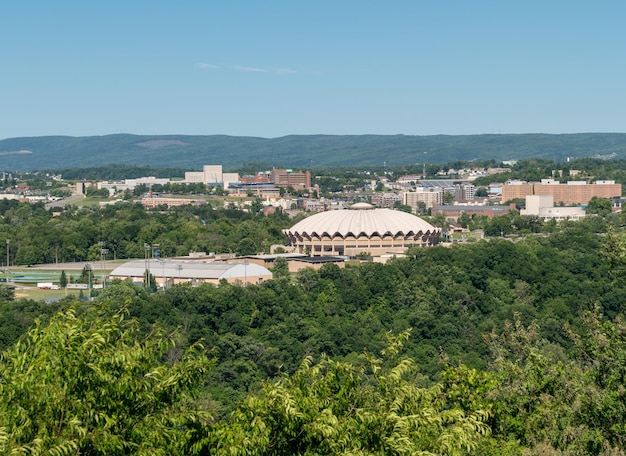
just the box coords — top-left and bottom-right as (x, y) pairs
(109, 259), (271, 280)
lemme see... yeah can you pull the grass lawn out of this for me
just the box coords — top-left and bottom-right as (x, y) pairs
(7, 266), (114, 301)
(14, 286), (82, 301)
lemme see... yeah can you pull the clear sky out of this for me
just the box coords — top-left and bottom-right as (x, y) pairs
(2, 1), (626, 140)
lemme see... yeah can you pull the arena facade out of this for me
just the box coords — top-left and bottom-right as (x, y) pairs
(283, 203), (440, 257)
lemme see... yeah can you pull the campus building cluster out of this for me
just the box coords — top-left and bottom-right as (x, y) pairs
(127, 165), (313, 207)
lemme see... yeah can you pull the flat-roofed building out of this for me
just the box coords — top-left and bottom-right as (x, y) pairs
(371, 192), (402, 208)
(521, 195), (585, 221)
(403, 188), (443, 211)
(236, 253), (346, 272)
(140, 195), (203, 208)
(286, 256), (346, 272)
(501, 180), (535, 200)
(502, 180), (621, 205)
(184, 165), (239, 188)
(270, 169), (311, 189)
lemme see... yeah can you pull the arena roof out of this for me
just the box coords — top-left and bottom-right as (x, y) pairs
(285, 204), (438, 238)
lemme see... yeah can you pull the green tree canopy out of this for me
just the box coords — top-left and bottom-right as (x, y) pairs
(206, 331), (491, 455)
(0, 305), (213, 455)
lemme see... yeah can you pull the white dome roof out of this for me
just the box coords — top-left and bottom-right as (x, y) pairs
(285, 207), (438, 238)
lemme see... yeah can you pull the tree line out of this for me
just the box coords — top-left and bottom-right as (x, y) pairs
(0, 200), (292, 265)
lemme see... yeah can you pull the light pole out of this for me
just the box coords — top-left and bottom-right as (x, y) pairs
(86, 264), (92, 299)
(159, 259), (166, 289)
(5, 239), (9, 282)
(98, 241), (108, 288)
(144, 243), (151, 289)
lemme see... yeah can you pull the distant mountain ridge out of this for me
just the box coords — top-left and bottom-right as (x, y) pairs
(1, 133), (626, 170)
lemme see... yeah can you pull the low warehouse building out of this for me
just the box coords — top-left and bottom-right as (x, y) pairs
(109, 259), (272, 287)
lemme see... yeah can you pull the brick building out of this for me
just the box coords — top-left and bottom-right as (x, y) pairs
(270, 169), (311, 189)
(501, 179), (622, 205)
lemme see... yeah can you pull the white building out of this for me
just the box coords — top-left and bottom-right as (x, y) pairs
(521, 195), (586, 221)
(109, 259), (272, 287)
(185, 165), (239, 189)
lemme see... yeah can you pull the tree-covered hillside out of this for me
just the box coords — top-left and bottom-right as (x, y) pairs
(2, 132), (626, 170)
(3, 220), (626, 454)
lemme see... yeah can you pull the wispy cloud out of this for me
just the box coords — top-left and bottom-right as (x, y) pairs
(235, 65), (270, 73)
(198, 62), (295, 75)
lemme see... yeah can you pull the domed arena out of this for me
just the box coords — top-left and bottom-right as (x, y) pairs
(283, 203), (440, 257)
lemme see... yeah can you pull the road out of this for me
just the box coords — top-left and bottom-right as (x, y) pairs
(45, 194), (85, 210)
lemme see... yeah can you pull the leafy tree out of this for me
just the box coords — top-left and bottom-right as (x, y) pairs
(458, 211), (471, 228)
(430, 212), (450, 238)
(77, 264), (92, 284)
(249, 198), (263, 214)
(59, 270), (68, 288)
(484, 309), (626, 454)
(206, 330), (490, 455)
(601, 227), (626, 286)
(143, 269), (157, 292)
(484, 213), (513, 237)
(133, 183), (149, 196)
(296, 267), (319, 293)
(236, 237), (257, 256)
(0, 305), (213, 455)
(85, 187), (110, 198)
(393, 202), (412, 213)
(442, 192), (455, 204)
(0, 284), (15, 302)
(270, 256), (290, 280)
(586, 196), (612, 217)
(49, 187), (72, 198)
(474, 187), (488, 197)
(13, 245), (44, 266)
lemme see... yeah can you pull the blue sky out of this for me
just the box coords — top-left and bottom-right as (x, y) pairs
(2, 1), (626, 139)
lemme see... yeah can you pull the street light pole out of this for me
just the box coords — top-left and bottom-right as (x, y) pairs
(5, 239), (9, 282)
(159, 259), (166, 289)
(144, 243), (151, 289)
(98, 241), (107, 289)
(87, 264), (91, 299)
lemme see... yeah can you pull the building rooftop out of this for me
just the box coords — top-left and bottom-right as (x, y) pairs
(109, 259), (271, 280)
(285, 205), (437, 238)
